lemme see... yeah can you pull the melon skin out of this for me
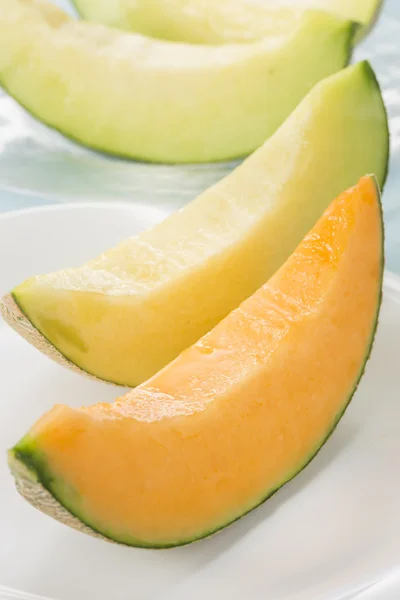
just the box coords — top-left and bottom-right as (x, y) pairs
(8, 177), (384, 548)
(0, 0), (357, 163)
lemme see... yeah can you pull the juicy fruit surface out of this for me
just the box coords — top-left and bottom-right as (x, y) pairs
(0, 0), (355, 163)
(73, 0), (314, 43)
(10, 62), (389, 387)
(11, 176), (384, 547)
(73, 0), (381, 44)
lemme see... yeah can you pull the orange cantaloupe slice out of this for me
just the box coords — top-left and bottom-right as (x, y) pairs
(9, 176), (383, 548)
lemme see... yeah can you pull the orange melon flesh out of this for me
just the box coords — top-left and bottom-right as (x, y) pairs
(11, 176), (383, 547)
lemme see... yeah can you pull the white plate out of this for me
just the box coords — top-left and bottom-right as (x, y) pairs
(0, 203), (399, 600)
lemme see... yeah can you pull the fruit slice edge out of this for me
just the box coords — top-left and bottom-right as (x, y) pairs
(0, 294), (97, 383)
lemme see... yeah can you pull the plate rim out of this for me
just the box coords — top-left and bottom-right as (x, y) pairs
(0, 200), (168, 221)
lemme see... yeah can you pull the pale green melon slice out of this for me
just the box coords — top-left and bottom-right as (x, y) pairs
(1, 62), (389, 387)
(0, 0), (356, 162)
(72, 0), (382, 44)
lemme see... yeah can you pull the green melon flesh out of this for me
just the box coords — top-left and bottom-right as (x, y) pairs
(0, 0), (356, 163)
(6, 62), (389, 387)
(72, 0), (382, 44)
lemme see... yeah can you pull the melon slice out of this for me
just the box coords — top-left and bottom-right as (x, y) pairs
(9, 175), (384, 548)
(72, 0), (382, 44)
(1, 61), (389, 387)
(0, 0), (356, 163)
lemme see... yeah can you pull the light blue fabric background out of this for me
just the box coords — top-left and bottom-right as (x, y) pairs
(0, 0), (398, 272)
